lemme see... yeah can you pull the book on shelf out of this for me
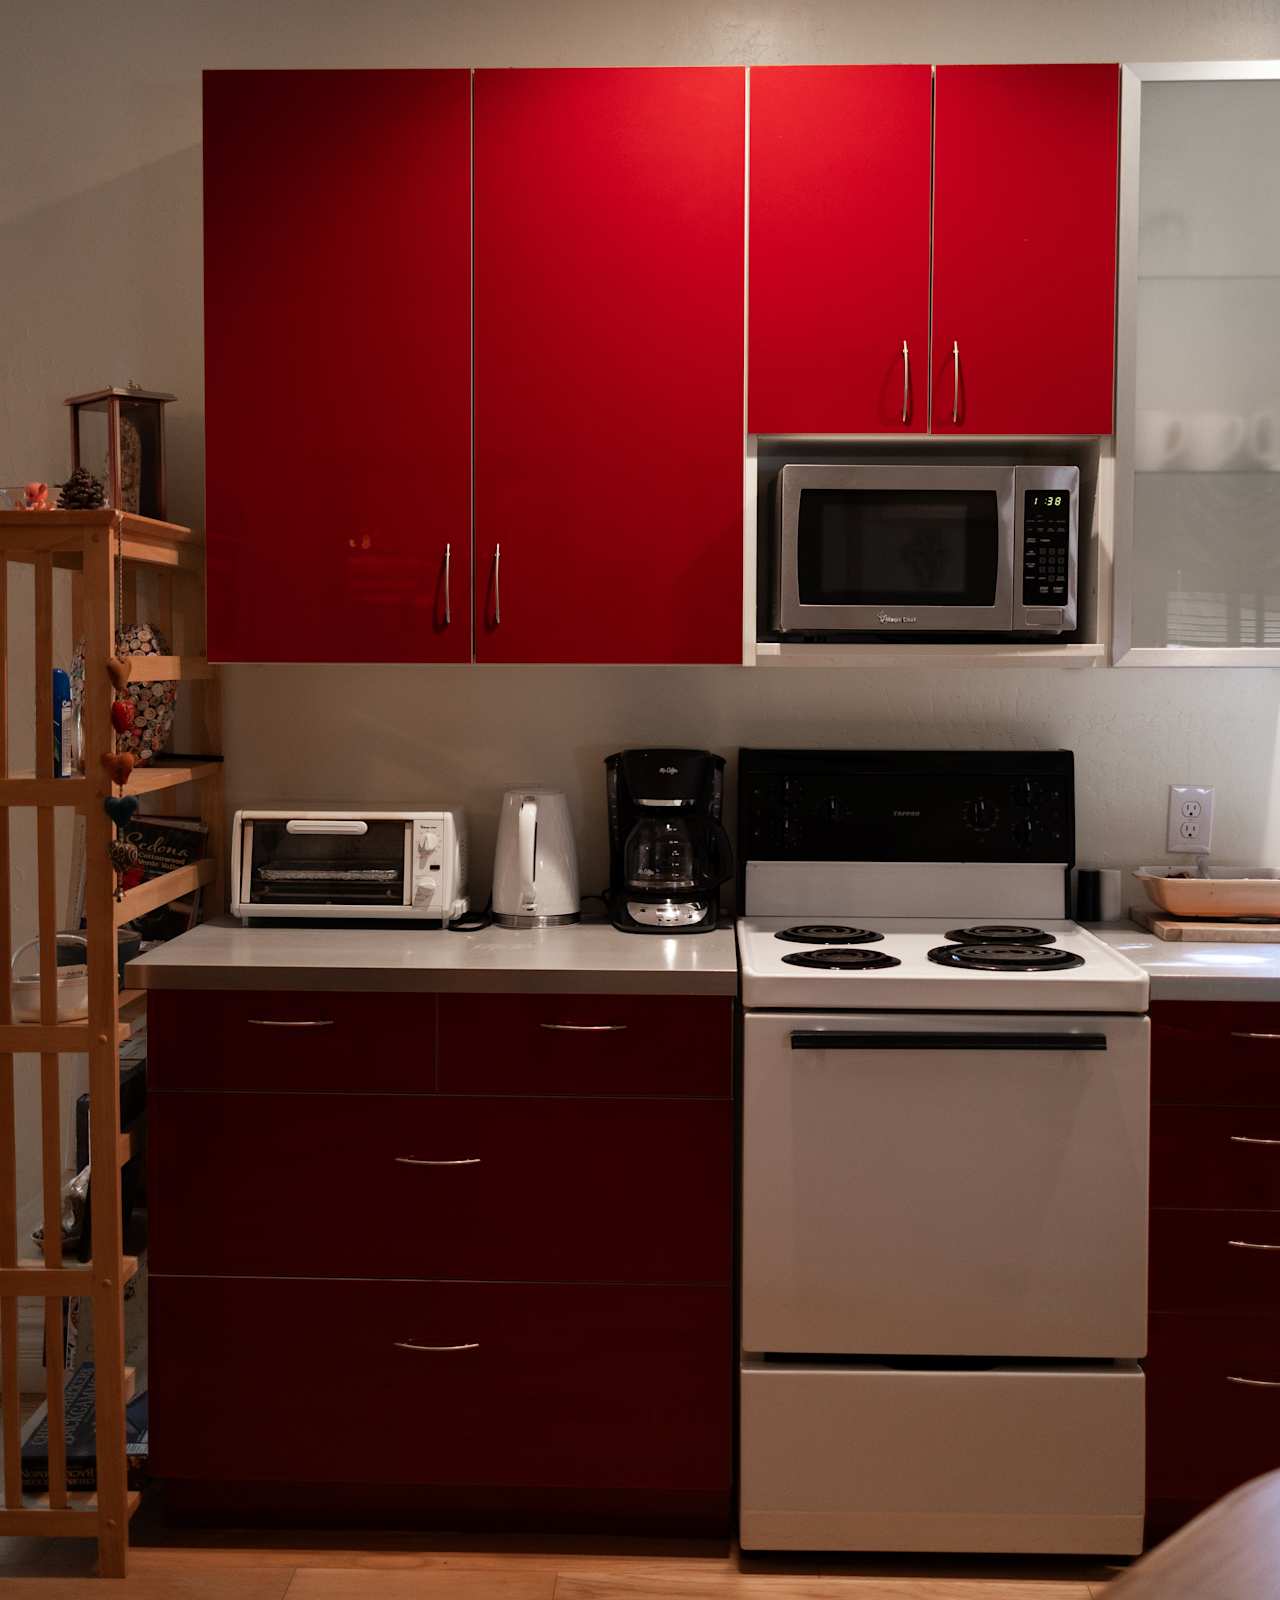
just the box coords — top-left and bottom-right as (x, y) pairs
(19, 1363), (148, 1493)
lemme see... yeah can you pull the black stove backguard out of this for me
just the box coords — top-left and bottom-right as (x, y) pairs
(736, 749), (1075, 913)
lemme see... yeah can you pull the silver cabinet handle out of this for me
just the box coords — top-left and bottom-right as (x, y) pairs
(539, 1022), (628, 1033)
(1232, 1032), (1280, 1041)
(493, 543), (502, 626)
(1228, 1239), (1280, 1251)
(394, 1341), (479, 1352)
(951, 339), (960, 424)
(444, 542), (452, 627)
(247, 1019), (335, 1028)
(1227, 1374), (1280, 1388)
(901, 340), (909, 424)
(1231, 1135), (1280, 1146)
(394, 1156), (481, 1166)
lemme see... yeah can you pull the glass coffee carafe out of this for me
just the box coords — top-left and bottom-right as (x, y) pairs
(623, 813), (731, 898)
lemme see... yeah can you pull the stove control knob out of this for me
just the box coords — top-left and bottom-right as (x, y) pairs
(964, 797), (997, 832)
(1013, 817), (1035, 850)
(1014, 780), (1041, 808)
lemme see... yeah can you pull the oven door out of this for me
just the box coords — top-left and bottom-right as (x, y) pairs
(742, 1010), (1149, 1358)
(774, 465), (1014, 634)
(239, 817), (411, 912)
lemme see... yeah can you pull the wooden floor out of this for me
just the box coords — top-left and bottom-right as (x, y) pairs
(0, 1527), (1125, 1596)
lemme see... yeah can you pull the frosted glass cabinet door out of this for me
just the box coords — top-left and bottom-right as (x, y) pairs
(1125, 75), (1280, 655)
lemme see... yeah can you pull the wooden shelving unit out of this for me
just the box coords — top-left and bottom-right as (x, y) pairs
(0, 508), (221, 1576)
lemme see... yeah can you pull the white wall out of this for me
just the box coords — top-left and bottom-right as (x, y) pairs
(4, 0), (1280, 912)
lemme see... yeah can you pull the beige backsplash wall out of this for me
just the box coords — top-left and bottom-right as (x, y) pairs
(221, 663), (1280, 905)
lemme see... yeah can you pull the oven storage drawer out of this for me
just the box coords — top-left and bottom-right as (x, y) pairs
(149, 1090), (733, 1283)
(740, 1359), (1145, 1554)
(150, 1276), (732, 1491)
(146, 990), (436, 1094)
(437, 994), (732, 1097)
(742, 1011), (1149, 1358)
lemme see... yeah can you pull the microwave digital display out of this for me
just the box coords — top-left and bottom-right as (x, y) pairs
(1021, 487), (1073, 606)
(796, 488), (999, 608)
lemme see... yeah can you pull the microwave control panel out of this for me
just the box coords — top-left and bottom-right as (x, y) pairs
(1021, 490), (1072, 606)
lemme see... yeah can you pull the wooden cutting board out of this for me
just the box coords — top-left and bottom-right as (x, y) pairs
(1130, 903), (1280, 942)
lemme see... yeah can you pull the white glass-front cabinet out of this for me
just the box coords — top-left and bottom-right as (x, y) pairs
(1113, 62), (1280, 665)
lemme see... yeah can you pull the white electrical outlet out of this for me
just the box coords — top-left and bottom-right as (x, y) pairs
(1167, 785), (1215, 854)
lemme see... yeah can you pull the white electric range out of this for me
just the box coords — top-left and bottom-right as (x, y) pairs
(735, 750), (1150, 1558)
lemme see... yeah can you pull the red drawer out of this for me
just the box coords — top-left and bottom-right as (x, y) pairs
(1150, 1210), (1280, 1314)
(146, 989), (435, 1093)
(149, 1091), (732, 1283)
(1152, 1002), (1280, 1106)
(1147, 1312), (1280, 1507)
(1151, 1105), (1280, 1209)
(437, 994), (732, 1097)
(150, 1276), (732, 1492)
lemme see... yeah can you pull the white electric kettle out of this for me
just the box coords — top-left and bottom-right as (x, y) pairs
(492, 787), (581, 928)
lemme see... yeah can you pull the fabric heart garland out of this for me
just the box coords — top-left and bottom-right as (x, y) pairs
(105, 795), (139, 828)
(111, 699), (135, 734)
(102, 751), (135, 788)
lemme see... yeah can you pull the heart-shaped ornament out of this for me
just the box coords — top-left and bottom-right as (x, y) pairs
(101, 751), (136, 787)
(110, 699), (135, 734)
(121, 864), (145, 891)
(106, 656), (131, 691)
(105, 795), (139, 828)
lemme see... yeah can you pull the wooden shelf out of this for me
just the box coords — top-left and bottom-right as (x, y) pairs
(0, 1257), (139, 1296)
(116, 989), (146, 1022)
(0, 775), (90, 806)
(126, 760), (221, 795)
(0, 510), (202, 572)
(124, 653), (212, 684)
(114, 859), (215, 927)
(0, 1489), (141, 1540)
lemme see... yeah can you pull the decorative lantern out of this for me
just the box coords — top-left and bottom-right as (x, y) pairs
(65, 384), (175, 520)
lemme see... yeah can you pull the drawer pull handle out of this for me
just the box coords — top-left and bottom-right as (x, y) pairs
(1231, 1031), (1280, 1041)
(539, 1022), (628, 1033)
(394, 1156), (481, 1166)
(394, 1341), (479, 1353)
(247, 1019), (335, 1028)
(1231, 1135), (1280, 1146)
(1228, 1239), (1280, 1251)
(1227, 1374), (1280, 1388)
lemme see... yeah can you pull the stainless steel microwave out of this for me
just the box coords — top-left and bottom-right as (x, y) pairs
(773, 464), (1079, 637)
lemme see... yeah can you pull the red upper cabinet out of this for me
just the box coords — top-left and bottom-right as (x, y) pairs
(474, 69), (745, 663)
(931, 64), (1120, 435)
(204, 70), (471, 662)
(748, 67), (932, 435)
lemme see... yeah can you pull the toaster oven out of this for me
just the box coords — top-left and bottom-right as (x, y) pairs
(231, 810), (468, 922)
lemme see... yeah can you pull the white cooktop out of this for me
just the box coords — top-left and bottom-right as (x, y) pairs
(737, 917), (1150, 1013)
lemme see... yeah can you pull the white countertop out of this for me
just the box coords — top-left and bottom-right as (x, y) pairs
(1090, 923), (1280, 1002)
(125, 917), (739, 996)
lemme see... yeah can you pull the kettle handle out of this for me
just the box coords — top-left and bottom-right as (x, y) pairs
(517, 795), (538, 912)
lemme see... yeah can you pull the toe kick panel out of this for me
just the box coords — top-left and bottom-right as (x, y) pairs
(740, 1360), (1145, 1554)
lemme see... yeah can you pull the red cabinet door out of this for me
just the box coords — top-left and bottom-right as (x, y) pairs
(931, 64), (1119, 435)
(204, 70), (471, 662)
(748, 66), (932, 435)
(474, 69), (745, 663)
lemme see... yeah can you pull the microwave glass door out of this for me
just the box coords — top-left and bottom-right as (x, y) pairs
(245, 820), (408, 908)
(776, 466), (1015, 634)
(797, 488), (999, 608)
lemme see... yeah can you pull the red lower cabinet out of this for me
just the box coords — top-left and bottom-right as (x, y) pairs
(1146, 1001), (1280, 1544)
(148, 988), (733, 1529)
(151, 1278), (731, 1494)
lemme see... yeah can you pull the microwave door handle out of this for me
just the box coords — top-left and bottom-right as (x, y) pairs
(518, 795), (538, 912)
(285, 820), (369, 835)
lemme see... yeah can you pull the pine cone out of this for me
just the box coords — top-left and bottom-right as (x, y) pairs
(58, 467), (106, 510)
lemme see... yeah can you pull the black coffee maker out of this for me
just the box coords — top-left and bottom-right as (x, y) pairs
(605, 749), (732, 934)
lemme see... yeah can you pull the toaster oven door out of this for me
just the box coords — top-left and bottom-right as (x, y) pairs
(241, 819), (410, 910)
(775, 465), (1014, 634)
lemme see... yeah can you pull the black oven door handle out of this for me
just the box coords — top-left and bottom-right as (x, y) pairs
(789, 1031), (1108, 1052)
